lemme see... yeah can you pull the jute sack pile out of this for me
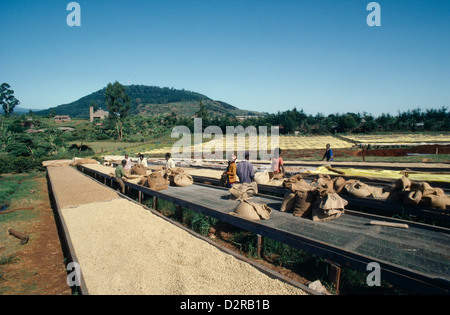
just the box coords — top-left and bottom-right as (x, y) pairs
(165, 168), (193, 187)
(312, 192), (347, 222)
(144, 171), (169, 191)
(341, 175), (449, 210)
(230, 199), (272, 221)
(404, 180), (450, 210)
(281, 174), (348, 220)
(131, 164), (147, 176)
(342, 179), (389, 201)
(229, 182), (258, 200)
(282, 174), (304, 190)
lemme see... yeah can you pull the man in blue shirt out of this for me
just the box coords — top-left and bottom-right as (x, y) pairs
(237, 152), (255, 183)
(322, 144), (334, 162)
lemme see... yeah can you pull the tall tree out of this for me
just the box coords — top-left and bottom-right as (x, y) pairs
(196, 100), (209, 120)
(105, 81), (130, 140)
(105, 81), (130, 119)
(0, 83), (20, 118)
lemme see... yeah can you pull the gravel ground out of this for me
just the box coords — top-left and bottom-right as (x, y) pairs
(61, 198), (306, 295)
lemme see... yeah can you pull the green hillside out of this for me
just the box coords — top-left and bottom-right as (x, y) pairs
(35, 85), (261, 118)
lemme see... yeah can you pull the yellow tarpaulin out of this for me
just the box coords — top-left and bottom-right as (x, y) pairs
(305, 166), (450, 183)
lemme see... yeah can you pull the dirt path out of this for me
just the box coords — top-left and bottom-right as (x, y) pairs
(0, 174), (71, 295)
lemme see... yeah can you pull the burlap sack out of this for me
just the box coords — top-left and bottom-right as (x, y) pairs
(394, 176), (411, 191)
(173, 172), (193, 187)
(282, 174), (304, 189)
(311, 192), (346, 221)
(404, 190), (422, 206)
(311, 175), (333, 192)
(333, 177), (346, 194)
(293, 190), (316, 218)
(230, 199), (271, 221)
(420, 195), (449, 210)
(255, 171), (270, 185)
(345, 181), (372, 198)
(165, 168), (185, 185)
(131, 164), (147, 175)
(280, 192), (296, 212)
(229, 182), (258, 200)
(312, 205), (343, 222)
(370, 187), (390, 200)
(146, 172), (169, 191)
(317, 192), (348, 210)
(423, 187), (446, 197)
(290, 179), (313, 193)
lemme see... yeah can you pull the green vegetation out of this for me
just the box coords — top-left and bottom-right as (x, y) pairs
(1, 80), (448, 174)
(1, 83), (20, 118)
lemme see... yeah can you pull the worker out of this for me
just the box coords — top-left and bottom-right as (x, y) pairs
(224, 153), (237, 188)
(270, 148), (285, 179)
(321, 144), (334, 162)
(137, 154), (148, 167)
(124, 154), (132, 170)
(115, 159), (127, 194)
(237, 151), (255, 183)
(165, 152), (176, 169)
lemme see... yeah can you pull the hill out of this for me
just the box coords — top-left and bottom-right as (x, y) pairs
(35, 85), (261, 118)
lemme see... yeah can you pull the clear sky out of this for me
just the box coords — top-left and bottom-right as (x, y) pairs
(1, 0), (449, 116)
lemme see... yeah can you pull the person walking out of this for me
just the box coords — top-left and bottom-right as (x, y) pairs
(237, 152), (255, 183)
(322, 144), (334, 162)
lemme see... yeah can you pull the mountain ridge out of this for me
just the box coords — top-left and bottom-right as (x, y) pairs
(34, 85), (262, 118)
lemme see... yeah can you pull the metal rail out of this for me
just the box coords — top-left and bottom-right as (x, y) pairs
(78, 165), (450, 295)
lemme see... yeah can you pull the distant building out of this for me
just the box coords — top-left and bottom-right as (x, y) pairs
(90, 106), (109, 122)
(57, 127), (75, 132)
(54, 115), (71, 122)
(235, 115), (263, 122)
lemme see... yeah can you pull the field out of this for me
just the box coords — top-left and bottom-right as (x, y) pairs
(340, 133), (450, 146)
(116, 133), (450, 164)
(141, 135), (355, 156)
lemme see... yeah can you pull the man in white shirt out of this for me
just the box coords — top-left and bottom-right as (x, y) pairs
(137, 154), (148, 167)
(124, 154), (132, 170)
(165, 153), (175, 169)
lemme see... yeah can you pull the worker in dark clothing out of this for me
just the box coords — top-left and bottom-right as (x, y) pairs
(322, 144), (334, 162)
(237, 152), (255, 183)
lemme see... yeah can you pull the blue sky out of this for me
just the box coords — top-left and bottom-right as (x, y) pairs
(1, 0), (449, 116)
